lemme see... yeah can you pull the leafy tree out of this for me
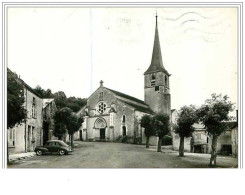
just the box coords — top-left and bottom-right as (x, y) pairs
(7, 69), (27, 129)
(152, 113), (170, 152)
(196, 94), (234, 167)
(53, 107), (83, 148)
(141, 114), (154, 148)
(53, 107), (72, 140)
(7, 68), (27, 163)
(175, 105), (197, 157)
(67, 114), (84, 148)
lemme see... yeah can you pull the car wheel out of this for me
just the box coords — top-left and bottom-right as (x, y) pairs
(59, 150), (65, 155)
(36, 150), (42, 156)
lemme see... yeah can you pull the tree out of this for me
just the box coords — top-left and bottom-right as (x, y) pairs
(7, 69), (27, 129)
(53, 107), (83, 148)
(152, 113), (170, 152)
(67, 114), (84, 149)
(175, 105), (197, 157)
(53, 107), (72, 140)
(141, 114), (154, 148)
(196, 94), (234, 167)
(7, 68), (27, 163)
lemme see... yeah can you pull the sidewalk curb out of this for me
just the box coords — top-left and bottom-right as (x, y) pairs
(9, 152), (36, 162)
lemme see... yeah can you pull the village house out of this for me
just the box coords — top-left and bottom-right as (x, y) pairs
(172, 120), (238, 156)
(77, 14), (171, 144)
(8, 71), (58, 154)
(8, 78), (43, 154)
(43, 98), (57, 144)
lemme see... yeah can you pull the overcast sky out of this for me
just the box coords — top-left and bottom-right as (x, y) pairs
(8, 7), (238, 115)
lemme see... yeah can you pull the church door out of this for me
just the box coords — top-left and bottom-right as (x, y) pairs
(100, 128), (105, 140)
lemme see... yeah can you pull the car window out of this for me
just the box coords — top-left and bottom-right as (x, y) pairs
(45, 142), (51, 146)
(54, 142), (60, 146)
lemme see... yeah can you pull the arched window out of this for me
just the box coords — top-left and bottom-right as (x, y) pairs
(122, 115), (126, 123)
(151, 74), (156, 86)
(165, 75), (168, 87)
(122, 126), (126, 136)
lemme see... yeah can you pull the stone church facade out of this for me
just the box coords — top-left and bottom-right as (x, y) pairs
(77, 15), (171, 143)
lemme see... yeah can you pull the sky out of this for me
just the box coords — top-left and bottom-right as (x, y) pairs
(7, 7), (238, 115)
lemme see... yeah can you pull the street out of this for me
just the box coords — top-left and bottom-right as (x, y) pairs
(8, 142), (238, 168)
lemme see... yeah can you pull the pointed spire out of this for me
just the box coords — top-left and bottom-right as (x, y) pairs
(144, 13), (169, 75)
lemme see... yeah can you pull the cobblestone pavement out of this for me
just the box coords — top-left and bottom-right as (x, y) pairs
(8, 141), (238, 168)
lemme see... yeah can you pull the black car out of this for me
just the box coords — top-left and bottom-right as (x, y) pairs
(35, 140), (72, 156)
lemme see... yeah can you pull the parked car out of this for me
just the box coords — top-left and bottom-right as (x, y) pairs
(35, 140), (72, 156)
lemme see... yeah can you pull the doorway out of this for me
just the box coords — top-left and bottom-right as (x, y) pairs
(100, 128), (105, 140)
(43, 122), (49, 145)
(221, 145), (232, 155)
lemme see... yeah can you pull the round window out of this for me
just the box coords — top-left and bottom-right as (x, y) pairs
(98, 102), (107, 114)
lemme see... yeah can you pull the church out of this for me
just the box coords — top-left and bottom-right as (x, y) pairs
(77, 14), (171, 144)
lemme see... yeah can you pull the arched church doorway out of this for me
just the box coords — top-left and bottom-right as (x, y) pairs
(94, 118), (107, 140)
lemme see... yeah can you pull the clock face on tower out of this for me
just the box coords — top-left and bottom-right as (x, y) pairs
(97, 101), (107, 114)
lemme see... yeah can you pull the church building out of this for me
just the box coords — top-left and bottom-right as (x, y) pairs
(77, 14), (171, 143)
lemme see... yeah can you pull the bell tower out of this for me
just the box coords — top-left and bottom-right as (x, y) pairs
(144, 13), (171, 115)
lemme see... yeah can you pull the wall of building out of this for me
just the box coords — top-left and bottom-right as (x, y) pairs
(216, 130), (232, 154)
(8, 88), (43, 154)
(231, 126), (238, 157)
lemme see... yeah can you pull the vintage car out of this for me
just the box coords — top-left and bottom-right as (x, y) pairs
(34, 140), (72, 156)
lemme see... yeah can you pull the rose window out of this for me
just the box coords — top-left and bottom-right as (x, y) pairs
(98, 102), (107, 114)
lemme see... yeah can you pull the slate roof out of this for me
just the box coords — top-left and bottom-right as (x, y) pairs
(144, 16), (170, 76)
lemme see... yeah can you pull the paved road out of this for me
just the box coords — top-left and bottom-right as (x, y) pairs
(8, 142), (238, 168)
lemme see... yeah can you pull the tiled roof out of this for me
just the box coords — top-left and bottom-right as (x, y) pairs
(105, 87), (147, 106)
(119, 99), (154, 114)
(105, 87), (153, 114)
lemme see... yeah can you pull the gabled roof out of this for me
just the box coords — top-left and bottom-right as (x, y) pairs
(105, 87), (147, 106)
(43, 98), (54, 108)
(119, 99), (154, 114)
(8, 68), (43, 98)
(105, 87), (153, 114)
(144, 15), (170, 76)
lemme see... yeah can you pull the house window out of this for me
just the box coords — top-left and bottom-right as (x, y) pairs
(155, 86), (159, 91)
(97, 102), (107, 114)
(122, 115), (126, 123)
(122, 126), (127, 136)
(151, 74), (156, 86)
(8, 128), (16, 147)
(32, 97), (36, 118)
(99, 92), (104, 100)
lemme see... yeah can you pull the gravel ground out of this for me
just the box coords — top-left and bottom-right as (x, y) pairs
(8, 141), (238, 168)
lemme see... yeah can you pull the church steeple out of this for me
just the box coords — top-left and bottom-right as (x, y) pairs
(144, 13), (171, 115)
(144, 13), (169, 76)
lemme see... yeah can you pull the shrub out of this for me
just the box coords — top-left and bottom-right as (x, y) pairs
(134, 137), (142, 145)
(162, 135), (173, 145)
(114, 135), (122, 143)
(121, 135), (128, 143)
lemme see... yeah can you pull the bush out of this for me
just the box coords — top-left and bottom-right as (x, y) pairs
(134, 137), (142, 145)
(121, 135), (128, 143)
(162, 135), (173, 145)
(114, 135), (122, 143)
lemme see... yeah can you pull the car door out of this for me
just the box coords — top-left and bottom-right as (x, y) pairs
(46, 142), (54, 153)
(52, 141), (60, 153)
